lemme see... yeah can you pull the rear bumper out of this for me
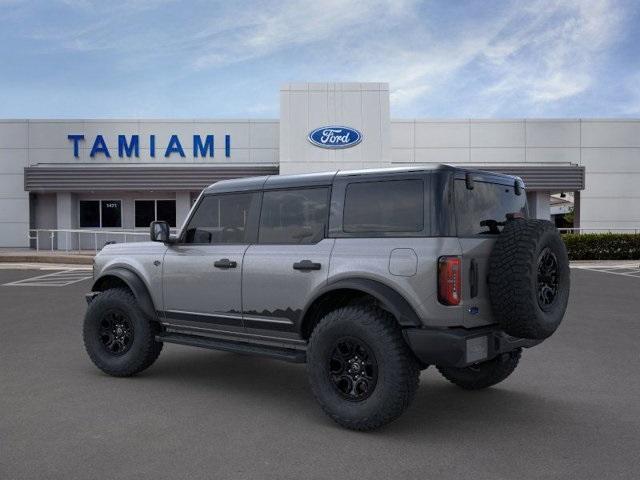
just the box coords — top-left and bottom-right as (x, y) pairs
(403, 325), (542, 368)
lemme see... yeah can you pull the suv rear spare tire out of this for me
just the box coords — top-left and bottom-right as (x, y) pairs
(488, 219), (570, 340)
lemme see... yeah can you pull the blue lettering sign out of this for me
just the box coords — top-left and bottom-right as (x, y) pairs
(165, 135), (185, 157)
(150, 135), (156, 158)
(118, 135), (139, 157)
(90, 135), (111, 158)
(67, 134), (84, 158)
(69, 133), (231, 159)
(194, 135), (214, 158)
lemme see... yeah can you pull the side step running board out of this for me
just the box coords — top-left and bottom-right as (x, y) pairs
(156, 332), (307, 363)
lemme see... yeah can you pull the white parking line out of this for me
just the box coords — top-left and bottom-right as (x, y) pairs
(3, 269), (93, 287)
(572, 264), (640, 279)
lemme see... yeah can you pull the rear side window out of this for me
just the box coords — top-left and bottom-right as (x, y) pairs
(455, 180), (527, 236)
(343, 179), (424, 233)
(259, 188), (329, 244)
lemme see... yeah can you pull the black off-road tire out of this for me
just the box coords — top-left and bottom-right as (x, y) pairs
(307, 305), (420, 431)
(437, 349), (521, 390)
(489, 219), (570, 340)
(83, 288), (163, 377)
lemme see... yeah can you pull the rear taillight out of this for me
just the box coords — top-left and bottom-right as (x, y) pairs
(438, 256), (461, 306)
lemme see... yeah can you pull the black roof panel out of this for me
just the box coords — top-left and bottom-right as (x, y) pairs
(202, 164), (522, 193)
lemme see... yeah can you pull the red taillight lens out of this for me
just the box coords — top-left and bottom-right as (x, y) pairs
(438, 256), (461, 306)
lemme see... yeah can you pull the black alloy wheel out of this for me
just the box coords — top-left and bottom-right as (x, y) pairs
(329, 337), (378, 401)
(99, 311), (134, 356)
(537, 247), (559, 310)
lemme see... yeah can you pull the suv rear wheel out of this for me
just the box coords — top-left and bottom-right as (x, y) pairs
(83, 288), (163, 377)
(436, 349), (521, 390)
(307, 305), (420, 431)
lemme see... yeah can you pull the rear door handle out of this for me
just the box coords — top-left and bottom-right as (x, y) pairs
(214, 258), (237, 269)
(469, 259), (478, 298)
(293, 260), (321, 271)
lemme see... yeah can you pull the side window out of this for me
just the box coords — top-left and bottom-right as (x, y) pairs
(259, 188), (329, 244)
(183, 193), (259, 244)
(343, 179), (424, 233)
(454, 180), (528, 236)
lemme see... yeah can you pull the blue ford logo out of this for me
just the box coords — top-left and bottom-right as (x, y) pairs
(308, 126), (362, 149)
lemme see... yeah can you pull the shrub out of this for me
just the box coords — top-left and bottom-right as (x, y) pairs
(561, 233), (640, 260)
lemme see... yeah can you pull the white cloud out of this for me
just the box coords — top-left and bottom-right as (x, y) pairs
(189, 0), (417, 70)
(11, 0), (628, 117)
(478, 0), (623, 106)
(361, 0), (625, 113)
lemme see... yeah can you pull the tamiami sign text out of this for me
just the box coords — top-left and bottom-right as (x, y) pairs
(67, 134), (231, 158)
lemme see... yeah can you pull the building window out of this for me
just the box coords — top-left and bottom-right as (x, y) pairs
(135, 201), (155, 229)
(79, 201), (100, 228)
(79, 200), (122, 228)
(135, 200), (177, 228)
(157, 200), (176, 227)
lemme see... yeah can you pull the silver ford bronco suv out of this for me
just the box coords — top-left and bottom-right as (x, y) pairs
(84, 165), (570, 430)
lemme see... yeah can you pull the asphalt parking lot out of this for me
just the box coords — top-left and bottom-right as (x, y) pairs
(1, 266), (639, 480)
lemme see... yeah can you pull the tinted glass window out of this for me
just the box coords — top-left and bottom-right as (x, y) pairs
(184, 193), (258, 244)
(135, 200), (155, 228)
(455, 180), (528, 235)
(79, 201), (100, 228)
(101, 200), (122, 228)
(157, 200), (176, 227)
(259, 188), (329, 244)
(343, 179), (424, 233)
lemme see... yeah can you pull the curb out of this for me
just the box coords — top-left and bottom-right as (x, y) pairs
(0, 255), (93, 265)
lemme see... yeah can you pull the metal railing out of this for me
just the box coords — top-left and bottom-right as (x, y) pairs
(558, 228), (640, 234)
(27, 228), (160, 254)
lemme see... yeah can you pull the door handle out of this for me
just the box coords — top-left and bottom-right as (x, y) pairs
(293, 260), (321, 271)
(214, 258), (237, 269)
(469, 259), (478, 298)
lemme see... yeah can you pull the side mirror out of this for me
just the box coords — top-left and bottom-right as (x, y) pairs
(150, 221), (170, 243)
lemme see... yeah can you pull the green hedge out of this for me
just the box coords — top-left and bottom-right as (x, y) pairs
(562, 233), (640, 260)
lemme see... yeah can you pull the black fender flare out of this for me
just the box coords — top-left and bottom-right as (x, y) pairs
(302, 278), (422, 328)
(92, 267), (157, 320)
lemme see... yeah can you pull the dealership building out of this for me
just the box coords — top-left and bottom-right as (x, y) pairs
(0, 82), (638, 248)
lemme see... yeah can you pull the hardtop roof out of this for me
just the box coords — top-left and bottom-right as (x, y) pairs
(203, 164), (522, 194)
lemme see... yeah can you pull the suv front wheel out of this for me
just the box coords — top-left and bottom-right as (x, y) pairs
(307, 305), (420, 431)
(83, 288), (163, 377)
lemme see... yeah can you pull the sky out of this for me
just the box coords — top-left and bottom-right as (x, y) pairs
(0, 0), (638, 119)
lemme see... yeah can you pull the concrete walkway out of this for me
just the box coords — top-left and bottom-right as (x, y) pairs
(0, 248), (94, 265)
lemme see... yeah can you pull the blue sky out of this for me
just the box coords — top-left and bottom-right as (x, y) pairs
(0, 0), (638, 118)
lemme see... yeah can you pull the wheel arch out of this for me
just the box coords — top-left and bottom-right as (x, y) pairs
(92, 267), (157, 320)
(299, 278), (422, 339)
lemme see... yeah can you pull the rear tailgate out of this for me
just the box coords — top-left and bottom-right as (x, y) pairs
(458, 237), (497, 327)
(453, 173), (528, 328)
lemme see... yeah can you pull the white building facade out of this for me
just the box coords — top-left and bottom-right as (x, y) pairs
(0, 82), (638, 248)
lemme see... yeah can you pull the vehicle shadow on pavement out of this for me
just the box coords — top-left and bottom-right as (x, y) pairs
(122, 347), (585, 437)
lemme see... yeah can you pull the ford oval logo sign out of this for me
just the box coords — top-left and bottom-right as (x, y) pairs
(308, 126), (362, 149)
